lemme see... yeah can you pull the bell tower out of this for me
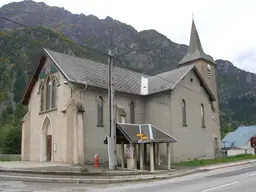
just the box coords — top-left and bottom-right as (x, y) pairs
(178, 18), (221, 156)
(178, 19), (218, 97)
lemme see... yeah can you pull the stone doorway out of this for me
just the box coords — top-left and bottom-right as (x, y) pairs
(41, 115), (53, 162)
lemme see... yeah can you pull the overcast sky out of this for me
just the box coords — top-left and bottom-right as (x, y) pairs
(1, 0), (256, 73)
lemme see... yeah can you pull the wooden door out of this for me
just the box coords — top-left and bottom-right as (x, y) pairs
(46, 135), (52, 161)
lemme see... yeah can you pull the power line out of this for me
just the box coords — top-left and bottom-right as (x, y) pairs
(0, 15), (217, 98)
(0, 25), (170, 108)
(1, 7), (184, 63)
(0, 16), (110, 57)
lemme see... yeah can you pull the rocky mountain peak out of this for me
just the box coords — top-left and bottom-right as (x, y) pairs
(2, 0), (47, 10)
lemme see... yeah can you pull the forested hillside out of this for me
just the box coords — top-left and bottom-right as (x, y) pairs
(0, 27), (100, 153)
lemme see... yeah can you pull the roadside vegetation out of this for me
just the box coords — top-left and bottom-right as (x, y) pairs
(173, 154), (256, 167)
(0, 155), (21, 161)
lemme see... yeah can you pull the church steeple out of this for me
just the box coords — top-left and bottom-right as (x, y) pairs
(178, 18), (215, 66)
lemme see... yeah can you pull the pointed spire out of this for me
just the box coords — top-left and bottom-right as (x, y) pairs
(188, 19), (204, 54)
(178, 18), (215, 66)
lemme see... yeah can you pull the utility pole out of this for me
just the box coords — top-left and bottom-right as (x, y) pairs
(107, 49), (116, 170)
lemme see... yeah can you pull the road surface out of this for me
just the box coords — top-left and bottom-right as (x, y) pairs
(1, 163), (256, 192)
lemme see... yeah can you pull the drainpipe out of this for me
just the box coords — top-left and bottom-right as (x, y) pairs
(64, 80), (73, 98)
(64, 80), (88, 99)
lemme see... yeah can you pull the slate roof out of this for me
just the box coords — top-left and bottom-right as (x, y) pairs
(21, 47), (216, 104)
(178, 19), (215, 66)
(222, 126), (256, 148)
(45, 49), (149, 95)
(45, 48), (194, 95)
(105, 123), (177, 144)
(148, 65), (193, 93)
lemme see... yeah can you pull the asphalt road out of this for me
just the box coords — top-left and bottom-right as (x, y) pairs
(1, 163), (256, 192)
(98, 164), (256, 192)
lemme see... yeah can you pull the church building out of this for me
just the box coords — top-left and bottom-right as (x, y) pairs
(21, 19), (221, 166)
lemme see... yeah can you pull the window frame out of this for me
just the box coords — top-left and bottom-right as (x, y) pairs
(182, 99), (187, 126)
(97, 96), (104, 126)
(40, 84), (45, 112)
(130, 101), (135, 124)
(45, 77), (51, 110)
(51, 79), (57, 109)
(201, 103), (206, 128)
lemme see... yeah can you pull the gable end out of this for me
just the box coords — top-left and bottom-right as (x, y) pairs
(21, 49), (69, 105)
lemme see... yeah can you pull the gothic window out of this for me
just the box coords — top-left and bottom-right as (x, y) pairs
(182, 99), (187, 126)
(51, 80), (57, 108)
(40, 85), (45, 111)
(201, 103), (205, 127)
(97, 96), (103, 125)
(46, 77), (51, 110)
(39, 73), (58, 112)
(130, 101), (135, 124)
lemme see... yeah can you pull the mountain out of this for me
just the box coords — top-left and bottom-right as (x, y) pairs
(1, 0), (256, 137)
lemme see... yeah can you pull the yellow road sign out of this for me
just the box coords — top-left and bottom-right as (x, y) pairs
(141, 136), (148, 140)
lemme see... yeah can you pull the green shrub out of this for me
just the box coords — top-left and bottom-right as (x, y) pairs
(174, 154), (256, 167)
(2, 127), (21, 154)
(0, 155), (21, 161)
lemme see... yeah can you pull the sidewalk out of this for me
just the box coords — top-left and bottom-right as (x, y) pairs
(0, 161), (173, 176)
(0, 159), (255, 184)
(0, 169), (199, 184)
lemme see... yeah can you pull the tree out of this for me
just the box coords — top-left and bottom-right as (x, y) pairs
(2, 127), (21, 154)
(0, 103), (25, 153)
(13, 64), (27, 103)
(0, 57), (12, 103)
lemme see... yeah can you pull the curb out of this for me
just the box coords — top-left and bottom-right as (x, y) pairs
(0, 160), (255, 184)
(0, 169), (202, 184)
(0, 169), (171, 176)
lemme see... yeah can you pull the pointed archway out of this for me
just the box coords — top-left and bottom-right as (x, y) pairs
(41, 115), (53, 162)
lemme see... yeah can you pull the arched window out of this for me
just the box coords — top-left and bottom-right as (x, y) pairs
(130, 101), (135, 124)
(201, 103), (205, 127)
(40, 85), (45, 111)
(97, 96), (103, 125)
(182, 99), (187, 126)
(51, 80), (57, 108)
(46, 78), (51, 110)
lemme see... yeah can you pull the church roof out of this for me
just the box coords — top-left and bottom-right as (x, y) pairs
(178, 19), (215, 66)
(21, 48), (216, 104)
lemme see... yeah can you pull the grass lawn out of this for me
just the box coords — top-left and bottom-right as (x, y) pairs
(0, 155), (21, 161)
(173, 154), (256, 167)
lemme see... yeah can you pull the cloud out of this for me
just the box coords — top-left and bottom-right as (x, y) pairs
(233, 50), (256, 73)
(1, 0), (255, 73)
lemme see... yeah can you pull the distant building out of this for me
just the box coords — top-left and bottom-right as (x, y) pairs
(21, 19), (221, 165)
(222, 125), (256, 156)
